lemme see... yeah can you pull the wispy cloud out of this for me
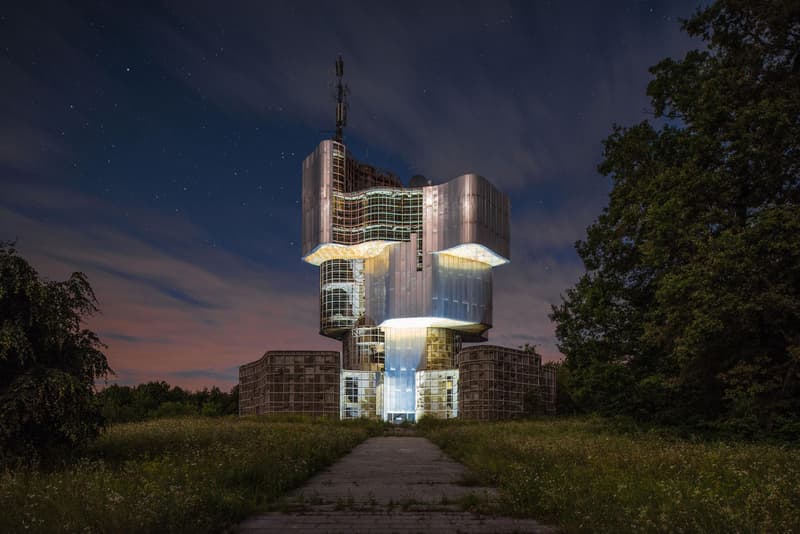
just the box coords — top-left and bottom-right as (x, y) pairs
(100, 332), (171, 344)
(1, 183), (335, 391)
(0, 1), (703, 384)
(490, 255), (584, 362)
(169, 367), (240, 384)
(0, 57), (73, 175)
(143, 1), (696, 190)
(512, 202), (600, 257)
(0, 4), (121, 177)
(1, 180), (577, 389)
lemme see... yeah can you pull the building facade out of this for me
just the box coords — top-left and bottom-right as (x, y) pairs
(238, 58), (555, 421)
(301, 138), (516, 422)
(239, 351), (340, 417)
(239, 137), (556, 421)
(457, 345), (556, 420)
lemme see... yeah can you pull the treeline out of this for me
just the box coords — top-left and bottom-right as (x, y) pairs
(97, 382), (239, 423)
(551, 1), (800, 438)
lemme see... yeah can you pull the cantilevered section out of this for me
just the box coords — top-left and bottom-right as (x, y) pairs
(421, 173), (510, 265)
(303, 241), (398, 266)
(301, 141), (509, 269)
(239, 56), (555, 422)
(299, 133), (512, 421)
(302, 140), (410, 265)
(436, 243), (509, 267)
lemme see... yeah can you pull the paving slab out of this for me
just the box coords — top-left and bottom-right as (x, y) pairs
(238, 511), (556, 533)
(237, 436), (556, 533)
(290, 436), (497, 505)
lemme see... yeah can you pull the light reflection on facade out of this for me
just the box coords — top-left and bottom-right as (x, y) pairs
(302, 138), (510, 422)
(239, 59), (555, 420)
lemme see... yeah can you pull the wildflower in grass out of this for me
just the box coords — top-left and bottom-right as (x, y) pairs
(419, 418), (800, 533)
(0, 417), (379, 534)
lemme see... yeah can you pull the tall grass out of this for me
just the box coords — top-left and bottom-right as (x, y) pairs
(0, 416), (380, 533)
(418, 417), (800, 533)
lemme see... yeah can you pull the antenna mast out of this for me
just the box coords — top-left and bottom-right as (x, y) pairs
(334, 55), (348, 142)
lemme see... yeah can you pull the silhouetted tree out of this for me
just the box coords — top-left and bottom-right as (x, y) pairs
(0, 243), (111, 465)
(551, 0), (800, 436)
(97, 382), (240, 423)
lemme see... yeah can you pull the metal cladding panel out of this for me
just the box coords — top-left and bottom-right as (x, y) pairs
(423, 174), (510, 261)
(364, 240), (426, 324)
(302, 140), (334, 258)
(363, 246), (391, 325)
(363, 240), (492, 328)
(429, 254), (492, 326)
(387, 237), (426, 320)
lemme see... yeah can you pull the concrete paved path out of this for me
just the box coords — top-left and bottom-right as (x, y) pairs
(238, 436), (556, 533)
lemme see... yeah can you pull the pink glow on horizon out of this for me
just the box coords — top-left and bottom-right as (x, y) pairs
(2, 186), (575, 391)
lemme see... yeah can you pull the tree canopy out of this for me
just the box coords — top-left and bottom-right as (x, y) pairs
(97, 382), (239, 423)
(550, 0), (800, 436)
(0, 243), (112, 464)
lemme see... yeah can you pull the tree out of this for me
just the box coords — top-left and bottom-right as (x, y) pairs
(96, 382), (241, 423)
(551, 0), (800, 435)
(0, 243), (111, 464)
(542, 361), (580, 416)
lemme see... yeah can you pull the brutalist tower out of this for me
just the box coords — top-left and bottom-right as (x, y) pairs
(239, 58), (555, 421)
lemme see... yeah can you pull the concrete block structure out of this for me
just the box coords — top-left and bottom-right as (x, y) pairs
(239, 351), (340, 416)
(238, 57), (555, 421)
(457, 346), (556, 420)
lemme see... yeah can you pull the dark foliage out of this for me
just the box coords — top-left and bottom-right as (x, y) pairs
(550, 0), (800, 437)
(97, 381), (239, 423)
(544, 361), (581, 416)
(0, 243), (111, 465)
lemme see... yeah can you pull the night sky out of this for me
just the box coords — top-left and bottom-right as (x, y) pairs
(1, 1), (703, 391)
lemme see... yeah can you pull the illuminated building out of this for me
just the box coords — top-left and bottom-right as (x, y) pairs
(239, 57), (555, 420)
(239, 351), (340, 417)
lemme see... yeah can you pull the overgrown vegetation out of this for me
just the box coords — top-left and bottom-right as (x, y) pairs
(0, 416), (380, 533)
(97, 382), (239, 423)
(550, 0), (800, 435)
(419, 417), (800, 533)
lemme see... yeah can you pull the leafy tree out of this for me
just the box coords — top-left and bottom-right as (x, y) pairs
(96, 382), (240, 423)
(152, 401), (196, 418)
(551, 0), (800, 435)
(98, 383), (139, 423)
(225, 384), (240, 414)
(0, 243), (111, 464)
(543, 361), (580, 416)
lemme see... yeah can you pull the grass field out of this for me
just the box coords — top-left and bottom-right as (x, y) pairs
(5, 416), (798, 533)
(418, 417), (800, 533)
(0, 416), (380, 533)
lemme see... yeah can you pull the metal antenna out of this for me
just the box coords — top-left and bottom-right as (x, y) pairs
(334, 55), (348, 142)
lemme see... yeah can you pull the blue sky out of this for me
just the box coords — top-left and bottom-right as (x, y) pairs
(0, 0), (704, 390)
